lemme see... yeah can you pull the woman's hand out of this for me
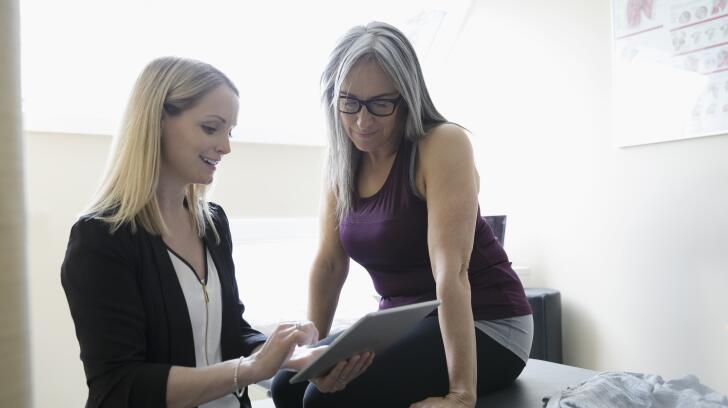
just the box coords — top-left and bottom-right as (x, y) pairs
(409, 392), (476, 408)
(244, 321), (318, 383)
(283, 344), (328, 371)
(309, 351), (375, 393)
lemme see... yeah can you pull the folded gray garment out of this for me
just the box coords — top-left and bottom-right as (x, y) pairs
(543, 371), (728, 408)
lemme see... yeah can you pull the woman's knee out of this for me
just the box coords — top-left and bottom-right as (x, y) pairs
(271, 370), (304, 408)
(301, 386), (325, 408)
(302, 385), (363, 408)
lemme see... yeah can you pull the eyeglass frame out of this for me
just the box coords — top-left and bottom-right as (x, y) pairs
(337, 95), (403, 117)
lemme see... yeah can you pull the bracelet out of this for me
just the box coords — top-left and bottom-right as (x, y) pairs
(233, 356), (245, 398)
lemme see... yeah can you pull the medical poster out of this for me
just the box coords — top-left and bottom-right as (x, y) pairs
(613, 0), (728, 146)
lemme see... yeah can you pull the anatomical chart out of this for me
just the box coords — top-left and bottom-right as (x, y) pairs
(613, 0), (728, 146)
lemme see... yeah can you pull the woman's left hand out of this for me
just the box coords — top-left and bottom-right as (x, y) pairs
(310, 351), (375, 393)
(409, 392), (476, 408)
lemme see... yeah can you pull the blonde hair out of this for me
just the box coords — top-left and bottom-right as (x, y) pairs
(85, 56), (238, 241)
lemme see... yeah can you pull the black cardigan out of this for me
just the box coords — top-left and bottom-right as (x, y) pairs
(61, 204), (267, 408)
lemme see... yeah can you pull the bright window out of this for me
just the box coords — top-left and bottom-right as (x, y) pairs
(20, 0), (472, 145)
(229, 218), (379, 334)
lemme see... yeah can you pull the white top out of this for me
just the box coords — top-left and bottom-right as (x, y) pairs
(168, 247), (239, 408)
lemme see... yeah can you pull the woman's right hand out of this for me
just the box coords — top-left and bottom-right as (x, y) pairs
(309, 351), (375, 393)
(245, 321), (319, 382)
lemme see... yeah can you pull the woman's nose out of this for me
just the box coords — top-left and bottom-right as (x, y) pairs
(356, 106), (374, 128)
(217, 135), (231, 155)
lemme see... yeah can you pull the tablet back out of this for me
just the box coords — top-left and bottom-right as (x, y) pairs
(289, 299), (441, 383)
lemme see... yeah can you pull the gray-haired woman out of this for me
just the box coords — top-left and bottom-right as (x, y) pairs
(271, 22), (534, 408)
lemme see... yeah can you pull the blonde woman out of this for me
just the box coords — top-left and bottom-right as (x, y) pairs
(61, 57), (372, 408)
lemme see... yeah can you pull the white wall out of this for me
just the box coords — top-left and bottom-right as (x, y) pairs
(435, 0), (728, 393)
(25, 131), (325, 407)
(26, 1), (728, 405)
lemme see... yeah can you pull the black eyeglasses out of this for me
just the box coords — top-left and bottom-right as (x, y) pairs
(337, 95), (402, 117)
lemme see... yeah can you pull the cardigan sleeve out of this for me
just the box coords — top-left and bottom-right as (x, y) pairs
(61, 218), (171, 408)
(236, 296), (268, 356)
(211, 204), (268, 356)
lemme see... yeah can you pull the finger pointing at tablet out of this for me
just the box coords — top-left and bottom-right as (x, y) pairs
(283, 320), (319, 345)
(244, 322), (320, 382)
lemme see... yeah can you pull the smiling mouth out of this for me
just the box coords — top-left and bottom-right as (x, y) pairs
(200, 156), (220, 166)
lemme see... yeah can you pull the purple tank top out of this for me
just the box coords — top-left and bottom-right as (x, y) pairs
(340, 138), (532, 320)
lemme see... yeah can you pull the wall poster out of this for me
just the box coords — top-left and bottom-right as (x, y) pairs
(613, 0), (728, 146)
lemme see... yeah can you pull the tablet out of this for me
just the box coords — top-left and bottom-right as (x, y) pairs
(289, 299), (441, 384)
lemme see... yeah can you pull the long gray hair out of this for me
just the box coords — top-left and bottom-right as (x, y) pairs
(321, 21), (447, 220)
